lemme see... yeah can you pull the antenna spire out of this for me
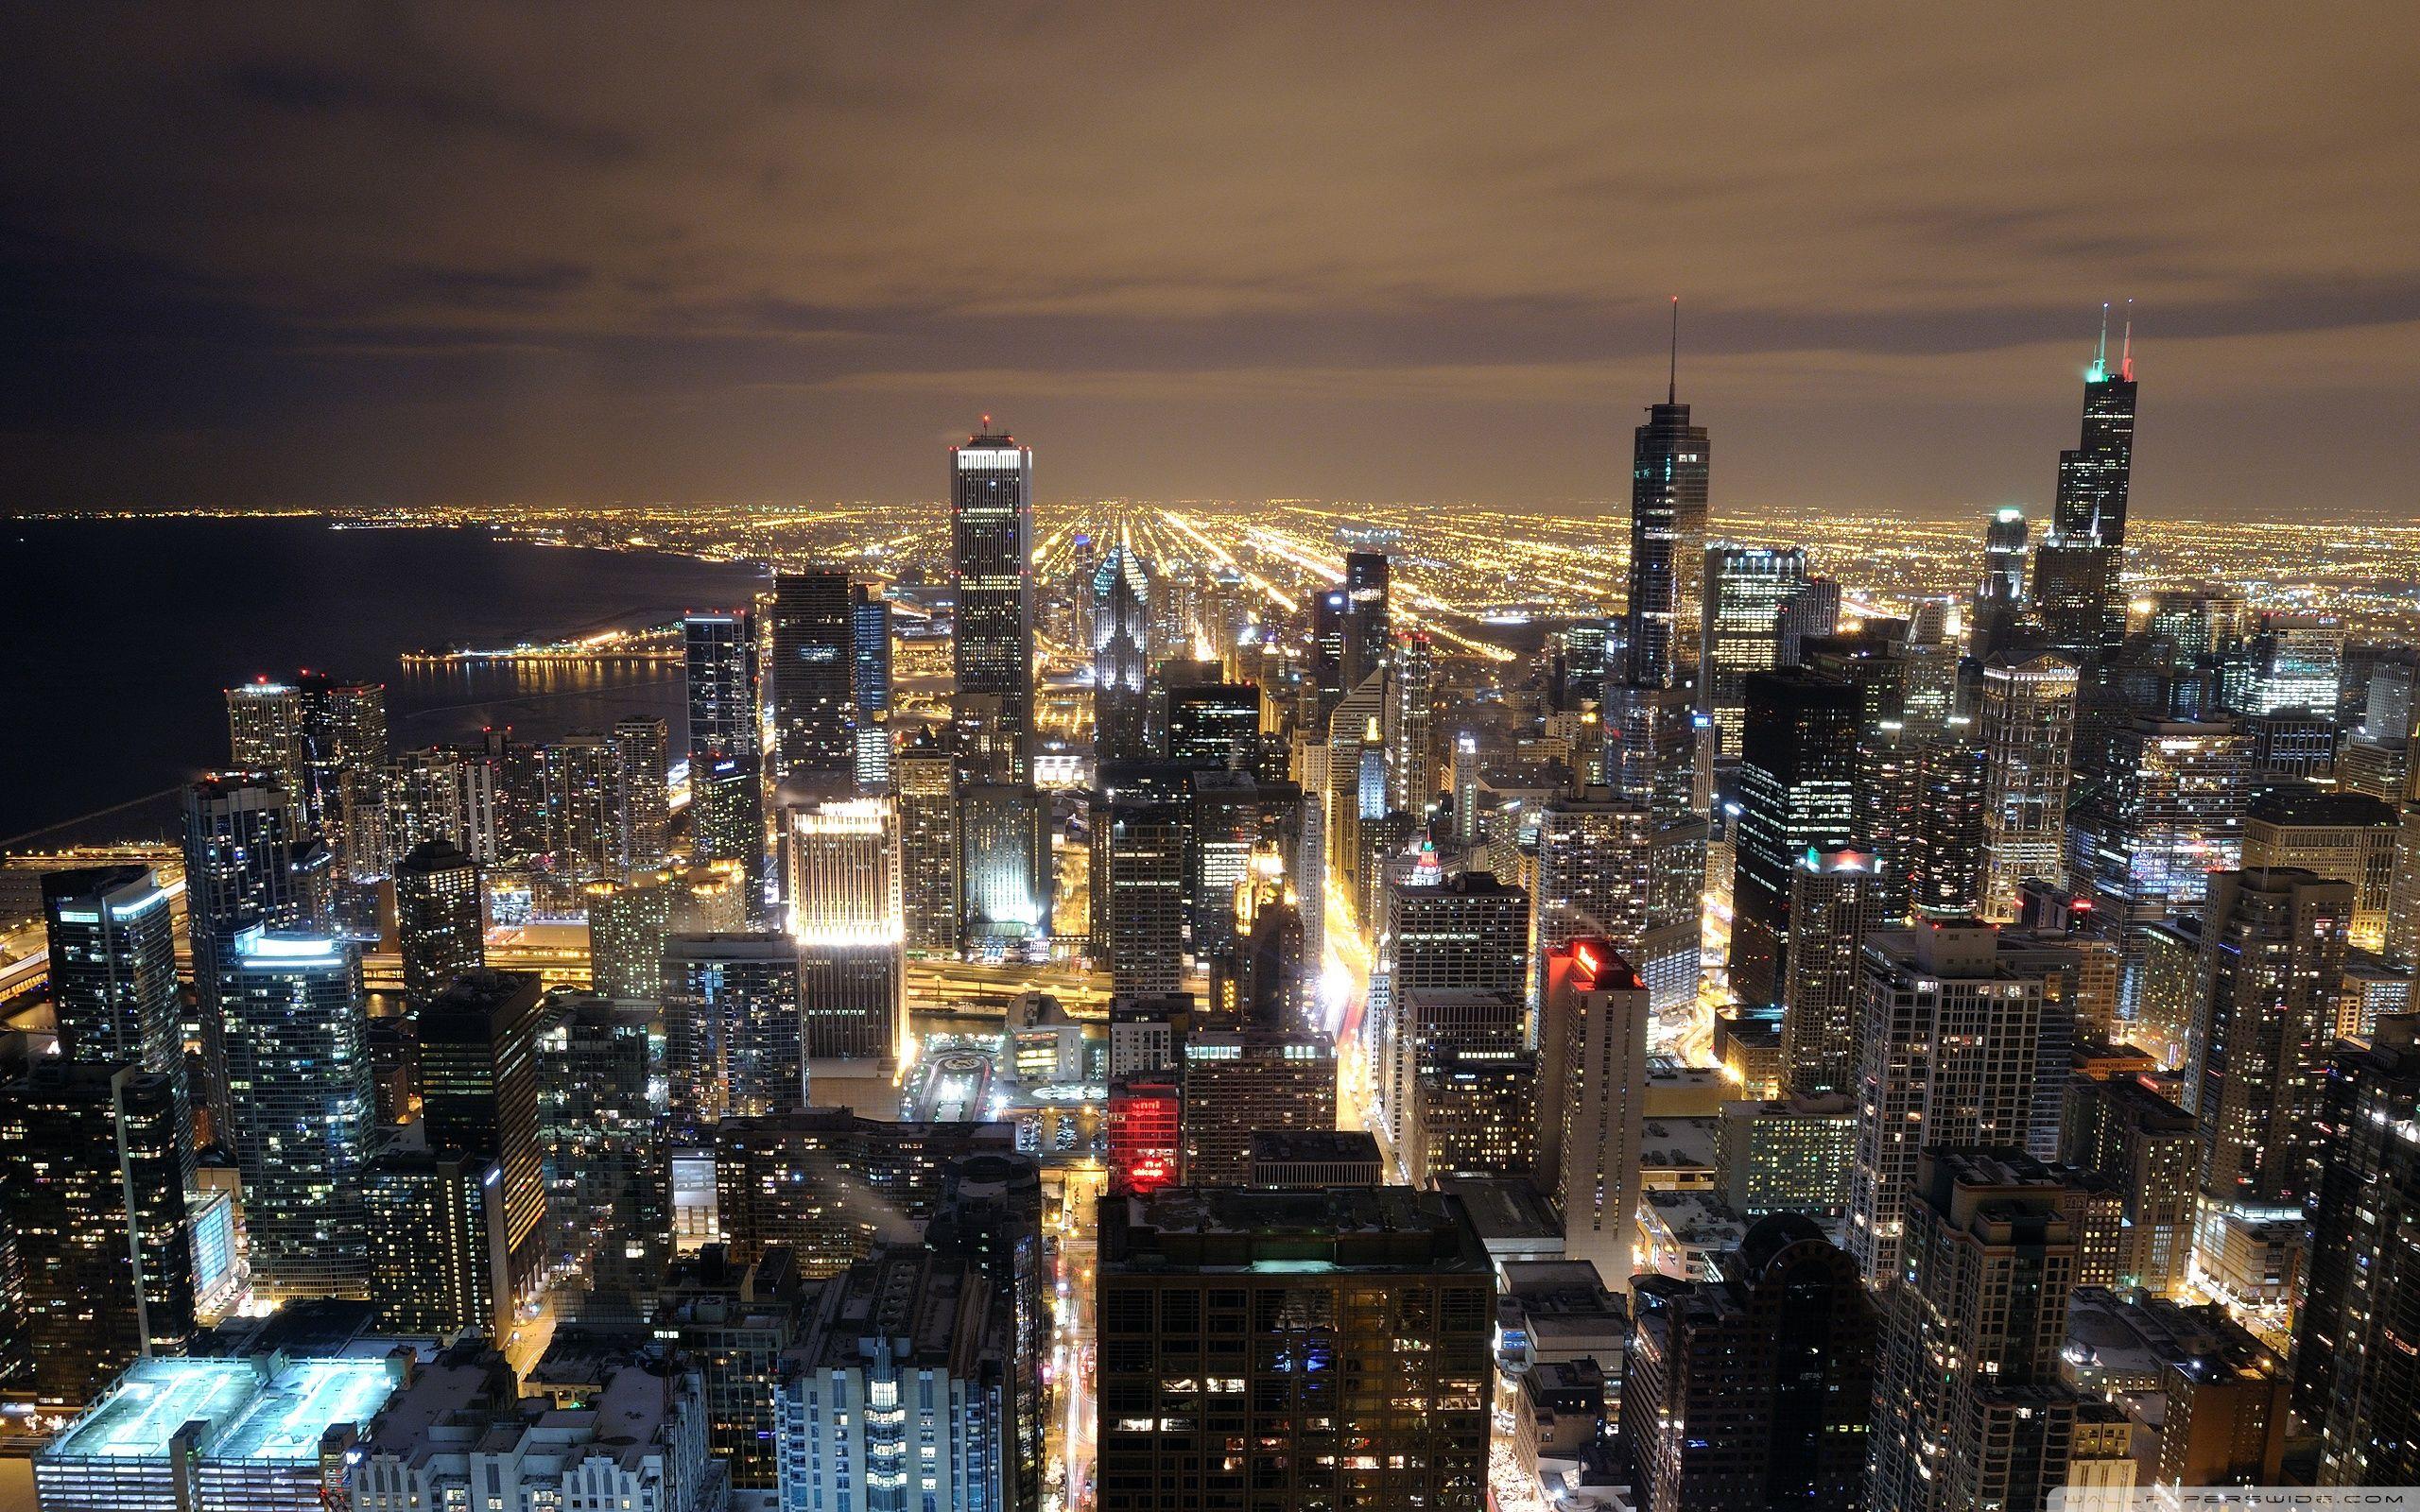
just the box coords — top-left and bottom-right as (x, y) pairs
(2094, 302), (2109, 375)
(1668, 295), (1680, 404)
(2119, 298), (2135, 382)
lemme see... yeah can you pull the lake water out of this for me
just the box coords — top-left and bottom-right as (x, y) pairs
(0, 516), (767, 844)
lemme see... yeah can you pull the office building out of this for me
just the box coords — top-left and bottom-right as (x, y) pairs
(797, 938), (903, 1101)
(34, 1354), (406, 1512)
(1178, 1031), (1337, 1187)
(1341, 548), (1391, 689)
(1096, 1187), (1492, 1512)
(585, 868), (675, 1003)
(1626, 325), (1710, 688)
(0, 1063), (193, 1405)
(1730, 669), (1858, 1006)
(221, 927), (375, 1298)
(610, 714), (671, 869)
(360, 1149), (509, 1340)
(1776, 845), (1882, 1096)
(1624, 1214), (1874, 1512)
(1092, 540), (1154, 762)
(2187, 867), (2352, 1211)
(1101, 796), (1187, 995)
(1846, 919), (2053, 1284)
(772, 1248), (1015, 1512)
(1165, 681), (1260, 769)
(1971, 507), (2031, 659)
(41, 866), (181, 1075)
(2242, 786), (2399, 953)
(849, 584), (893, 790)
(1713, 1093), (1856, 1216)
(952, 425), (1036, 783)
(1867, 1150), (2120, 1512)
(1908, 725), (1986, 917)
(666, 933), (806, 1125)
(1246, 1129), (1385, 1188)
(959, 782), (1047, 945)
(2059, 1072), (2197, 1295)
(2235, 612), (2345, 717)
(1409, 1050), (1538, 1182)
(710, 1110), (1015, 1275)
(786, 795), (902, 943)
(417, 970), (548, 1301)
(769, 570), (856, 784)
(896, 731), (962, 951)
(2028, 317), (2136, 655)
(1538, 939), (1651, 1291)
(395, 838), (483, 1009)
(1979, 654), (2081, 920)
(1368, 868), (1527, 1145)
(1698, 543), (1813, 759)
(1107, 1074), (1183, 1197)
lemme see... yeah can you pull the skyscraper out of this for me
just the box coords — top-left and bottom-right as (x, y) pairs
(221, 927), (375, 1298)
(665, 933), (806, 1125)
(610, 713), (670, 869)
(415, 969), (548, 1305)
(1979, 653), (2081, 920)
(850, 582), (892, 791)
(41, 866), (180, 1075)
(394, 838), (483, 1010)
(952, 423), (1036, 784)
(1091, 539), (1154, 763)
(684, 610), (761, 763)
(1178, 1031), (1337, 1186)
(360, 1148), (510, 1341)
(1730, 669), (1859, 1006)
(1623, 1215), (1875, 1512)
(1341, 548), (1391, 689)
(538, 731), (622, 880)
(182, 772), (327, 1130)
(2060, 1071), (2198, 1295)
(1846, 919), (2054, 1284)
(769, 570), (855, 785)
(1537, 939), (1651, 1291)
(895, 730), (961, 951)
(224, 680), (308, 812)
(2031, 311), (2137, 657)
(1699, 543), (1813, 759)
(1627, 305), (1710, 689)
(2243, 785), (2399, 954)
(1776, 845), (1882, 1097)
(1971, 506), (2031, 660)
(1101, 797), (1187, 996)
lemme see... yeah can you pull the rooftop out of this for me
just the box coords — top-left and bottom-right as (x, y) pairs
(46, 1355), (403, 1464)
(1248, 1128), (1384, 1165)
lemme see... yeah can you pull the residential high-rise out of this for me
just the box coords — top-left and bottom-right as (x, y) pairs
(1730, 669), (1859, 1006)
(0, 1062), (193, 1405)
(224, 680), (309, 812)
(610, 714), (670, 869)
(360, 1149), (510, 1340)
(1699, 543), (1812, 759)
(2068, 718), (2251, 1004)
(394, 838), (483, 1010)
(1846, 919), (2053, 1284)
(1092, 539), (1154, 763)
(769, 570), (855, 784)
(2060, 1072), (2198, 1296)
(952, 424), (1036, 783)
(684, 610), (761, 764)
(1530, 786), (1701, 1017)
(1776, 845), (1882, 1096)
(2300, 1015), (2420, 1482)
(1979, 653), (2081, 920)
(41, 866), (181, 1076)
(1096, 1187), (1492, 1512)
(1409, 1050), (1538, 1183)
(1867, 1150), (2120, 1512)
(416, 970), (548, 1305)
(895, 730), (961, 951)
(1909, 723), (1986, 917)
(664, 933), (805, 1125)
(537, 731), (622, 880)
(1342, 548), (1392, 689)
(689, 750), (767, 912)
(182, 772), (327, 1130)
(1626, 311), (1710, 689)
(221, 927), (375, 1298)
(386, 743), (503, 864)
(1388, 630), (1435, 814)
(1537, 939), (1651, 1291)
(1366, 867), (1528, 1143)
(2187, 867), (2352, 1211)
(1623, 1215), (1875, 1512)
(1178, 1030), (1337, 1186)
(850, 582), (892, 790)
(2242, 786), (2399, 954)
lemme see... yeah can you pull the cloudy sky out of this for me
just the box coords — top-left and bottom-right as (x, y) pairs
(4, 3), (2415, 517)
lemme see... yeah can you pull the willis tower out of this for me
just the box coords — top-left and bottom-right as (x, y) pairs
(2032, 306), (2137, 657)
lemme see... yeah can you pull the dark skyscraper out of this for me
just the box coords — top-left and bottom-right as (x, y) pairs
(1972, 506), (2031, 660)
(394, 838), (484, 1010)
(1626, 302), (1710, 690)
(2032, 310), (2138, 656)
(1341, 548), (1391, 689)
(684, 610), (761, 763)
(41, 866), (180, 1076)
(1730, 669), (1859, 1007)
(769, 570), (856, 784)
(952, 422), (1036, 783)
(416, 969), (549, 1305)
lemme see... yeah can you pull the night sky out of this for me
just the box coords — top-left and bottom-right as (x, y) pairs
(4, 4), (2415, 517)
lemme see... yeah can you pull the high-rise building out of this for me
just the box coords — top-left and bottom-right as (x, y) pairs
(610, 714), (670, 870)
(684, 610), (760, 764)
(952, 424), (1036, 784)
(2187, 867), (2352, 1211)
(688, 749), (767, 913)
(1699, 543), (1812, 759)
(1382, 987), (1524, 1175)
(708, 1109), (1014, 1273)
(41, 866), (180, 1076)
(2300, 1015), (2420, 1481)
(1342, 548), (1392, 690)
(394, 839), (483, 1010)
(1846, 919), (2053, 1284)
(1530, 786), (1701, 1017)
(182, 772), (328, 1131)
(1538, 939), (1651, 1291)
(851, 583), (892, 791)
(1096, 1187), (1492, 1512)
(1909, 722), (1986, 917)
(1366, 867), (1528, 1143)
(1106, 1074), (1183, 1197)
(2243, 787), (2399, 954)
(1092, 540), (1154, 763)
(786, 796), (901, 943)
(585, 868), (675, 1003)
(665, 933), (805, 1125)
(416, 969), (547, 1304)
(0, 1063), (193, 1405)
(1626, 316), (1710, 689)
(1776, 845), (1882, 1096)
(1979, 654), (2081, 920)
(959, 782), (1048, 945)
(1388, 631), (1435, 814)
(1623, 1214), (1875, 1512)
(769, 570), (855, 784)
(2233, 612), (2345, 717)
(2060, 1072), (2198, 1296)
(221, 927), (375, 1297)
(2068, 718), (2250, 1001)
(1867, 1150), (2120, 1512)
(537, 731), (621, 880)
(1101, 797), (1187, 995)
(387, 743), (504, 865)
(772, 1247), (1017, 1512)
(1409, 1050), (1538, 1183)
(2029, 314), (2137, 657)
(1165, 681), (1259, 768)
(360, 1149), (509, 1340)
(895, 730), (961, 951)
(1971, 506), (2031, 660)
(224, 680), (309, 811)
(1730, 669), (1859, 1006)
(1178, 1031), (1337, 1186)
